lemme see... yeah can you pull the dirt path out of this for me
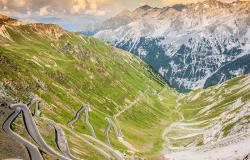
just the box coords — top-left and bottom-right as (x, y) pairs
(111, 89), (150, 152)
(162, 96), (184, 142)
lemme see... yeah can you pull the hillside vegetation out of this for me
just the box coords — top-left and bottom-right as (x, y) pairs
(0, 14), (249, 160)
(0, 14), (178, 159)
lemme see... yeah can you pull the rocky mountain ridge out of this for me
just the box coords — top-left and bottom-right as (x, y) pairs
(89, 0), (250, 92)
(0, 13), (250, 160)
(0, 13), (65, 40)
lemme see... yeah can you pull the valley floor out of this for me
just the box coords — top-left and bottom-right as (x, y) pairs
(162, 76), (250, 160)
(164, 130), (250, 160)
(1, 76), (250, 160)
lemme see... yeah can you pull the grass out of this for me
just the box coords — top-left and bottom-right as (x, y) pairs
(0, 20), (249, 159)
(0, 22), (174, 159)
(164, 75), (250, 149)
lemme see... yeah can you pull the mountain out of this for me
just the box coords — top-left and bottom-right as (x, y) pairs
(0, 14), (177, 159)
(81, 4), (187, 36)
(80, 9), (134, 36)
(163, 75), (250, 160)
(89, 0), (250, 92)
(0, 14), (250, 160)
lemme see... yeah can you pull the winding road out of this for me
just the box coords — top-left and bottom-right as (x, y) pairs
(83, 106), (96, 138)
(110, 89), (150, 152)
(105, 117), (123, 146)
(62, 125), (124, 160)
(3, 97), (125, 160)
(162, 96), (184, 142)
(47, 119), (80, 160)
(3, 106), (43, 160)
(113, 117), (123, 137)
(105, 116), (136, 153)
(26, 94), (42, 116)
(105, 117), (112, 146)
(114, 91), (145, 118)
(68, 105), (96, 138)
(34, 100), (42, 117)
(68, 106), (85, 128)
(9, 103), (71, 160)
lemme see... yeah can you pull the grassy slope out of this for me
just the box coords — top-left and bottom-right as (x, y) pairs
(1, 19), (249, 160)
(0, 22), (178, 159)
(164, 75), (250, 149)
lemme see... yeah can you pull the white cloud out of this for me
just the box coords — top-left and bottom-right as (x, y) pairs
(2, 0), (248, 31)
(71, 0), (87, 14)
(0, 0), (112, 16)
(13, 0), (27, 7)
(38, 6), (49, 16)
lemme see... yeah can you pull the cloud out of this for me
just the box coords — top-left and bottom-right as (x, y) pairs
(38, 6), (50, 16)
(0, 0), (112, 17)
(1, 0), (247, 31)
(0, 0), (248, 17)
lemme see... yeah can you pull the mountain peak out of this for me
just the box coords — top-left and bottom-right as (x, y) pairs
(0, 14), (10, 21)
(137, 5), (152, 11)
(132, 5), (154, 16)
(0, 13), (25, 26)
(117, 9), (132, 17)
(93, 0), (250, 91)
(0, 13), (15, 24)
(28, 23), (65, 39)
(139, 5), (152, 10)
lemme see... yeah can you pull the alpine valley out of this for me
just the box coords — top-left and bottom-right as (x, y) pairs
(83, 0), (250, 92)
(0, 0), (250, 160)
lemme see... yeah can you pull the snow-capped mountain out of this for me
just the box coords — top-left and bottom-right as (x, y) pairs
(86, 0), (250, 92)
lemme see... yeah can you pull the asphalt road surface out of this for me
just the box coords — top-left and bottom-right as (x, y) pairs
(3, 106), (43, 160)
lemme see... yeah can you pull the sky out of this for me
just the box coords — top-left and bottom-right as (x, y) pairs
(0, 0), (246, 31)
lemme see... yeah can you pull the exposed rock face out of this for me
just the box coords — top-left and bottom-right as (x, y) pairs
(0, 14), (26, 26)
(88, 0), (250, 92)
(244, 154), (250, 160)
(28, 23), (65, 39)
(0, 14), (10, 22)
(0, 14), (65, 40)
(0, 14), (21, 41)
(0, 25), (12, 41)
